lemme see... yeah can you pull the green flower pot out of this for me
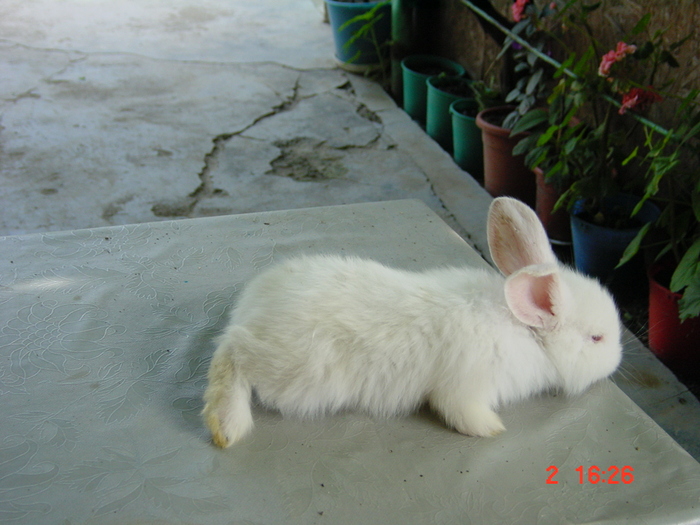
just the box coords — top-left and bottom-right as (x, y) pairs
(426, 75), (473, 153)
(450, 99), (483, 180)
(401, 55), (465, 125)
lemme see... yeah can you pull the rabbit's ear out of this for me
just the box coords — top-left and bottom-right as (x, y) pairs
(504, 264), (566, 331)
(487, 197), (556, 276)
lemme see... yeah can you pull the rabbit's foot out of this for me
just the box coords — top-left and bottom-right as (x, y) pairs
(446, 402), (505, 438)
(202, 371), (254, 448)
(204, 404), (253, 448)
(203, 396), (254, 448)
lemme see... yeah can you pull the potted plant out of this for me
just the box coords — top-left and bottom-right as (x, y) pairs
(473, 0), (562, 209)
(511, 2), (686, 287)
(401, 55), (466, 125)
(618, 93), (700, 372)
(499, 0), (560, 130)
(325, 0), (391, 73)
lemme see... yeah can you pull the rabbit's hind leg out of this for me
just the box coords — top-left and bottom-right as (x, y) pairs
(202, 336), (254, 448)
(429, 386), (505, 438)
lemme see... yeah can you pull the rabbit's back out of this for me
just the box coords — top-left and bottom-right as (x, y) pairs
(222, 255), (503, 418)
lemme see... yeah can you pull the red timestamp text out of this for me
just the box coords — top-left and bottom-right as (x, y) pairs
(546, 465), (634, 485)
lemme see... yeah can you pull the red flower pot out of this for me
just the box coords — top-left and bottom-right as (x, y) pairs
(648, 262), (700, 373)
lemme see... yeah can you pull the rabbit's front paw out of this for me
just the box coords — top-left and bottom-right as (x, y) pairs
(450, 403), (505, 438)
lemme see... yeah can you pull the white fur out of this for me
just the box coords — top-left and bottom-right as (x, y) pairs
(202, 197), (622, 447)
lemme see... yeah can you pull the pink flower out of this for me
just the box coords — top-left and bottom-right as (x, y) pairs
(619, 87), (663, 114)
(598, 53), (616, 77)
(598, 42), (637, 77)
(614, 41), (637, 59)
(512, 0), (530, 22)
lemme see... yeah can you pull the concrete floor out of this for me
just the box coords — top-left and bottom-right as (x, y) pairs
(0, 0), (486, 245)
(1, 0), (699, 460)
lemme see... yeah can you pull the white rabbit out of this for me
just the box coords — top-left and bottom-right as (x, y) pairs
(202, 197), (622, 448)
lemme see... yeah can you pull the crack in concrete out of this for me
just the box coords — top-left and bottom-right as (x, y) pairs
(196, 75), (303, 188)
(152, 72), (389, 218)
(2, 43), (88, 105)
(266, 137), (348, 181)
(152, 75), (304, 218)
(5, 89), (41, 103)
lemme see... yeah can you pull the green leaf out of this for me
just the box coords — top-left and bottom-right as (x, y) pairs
(513, 134), (540, 156)
(505, 88), (521, 103)
(678, 275), (700, 320)
(563, 136), (579, 155)
(338, 1), (389, 31)
(682, 119), (700, 143)
(511, 19), (530, 36)
(553, 184), (575, 212)
(670, 32), (694, 52)
(660, 50), (680, 68)
(632, 13), (651, 35)
(510, 109), (548, 135)
(634, 41), (655, 60)
(343, 49), (362, 64)
(527, 50), (540, 68)
(555, 54), (576, 79)
(622, 146), (639, 166)
(526, 68), (544, 95)
(536, 124), (559, 146)
(516, 94), (536, 115)
(617, 222), (651, 268)
(671, 238), (700, 292)
(548, 159), (565, 178)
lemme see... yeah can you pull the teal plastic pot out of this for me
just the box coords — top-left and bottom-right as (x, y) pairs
(570, 194), (660, 288)
(401, 55), (466, 125)
(426, 76), (473, 153)
(325, 0), (391, 67)
(450, 99), (483, 179)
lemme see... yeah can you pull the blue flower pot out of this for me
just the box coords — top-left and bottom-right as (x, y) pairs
(570, 194), (660, 287)
(325, 0), (391, 67)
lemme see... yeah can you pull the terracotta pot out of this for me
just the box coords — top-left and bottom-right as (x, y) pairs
(648, 262), (700, 372)
(534, 167), (571, 243)
(476, 106), (535, 208)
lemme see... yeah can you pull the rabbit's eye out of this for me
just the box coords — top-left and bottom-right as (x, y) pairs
(591, 334), (603, 343)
